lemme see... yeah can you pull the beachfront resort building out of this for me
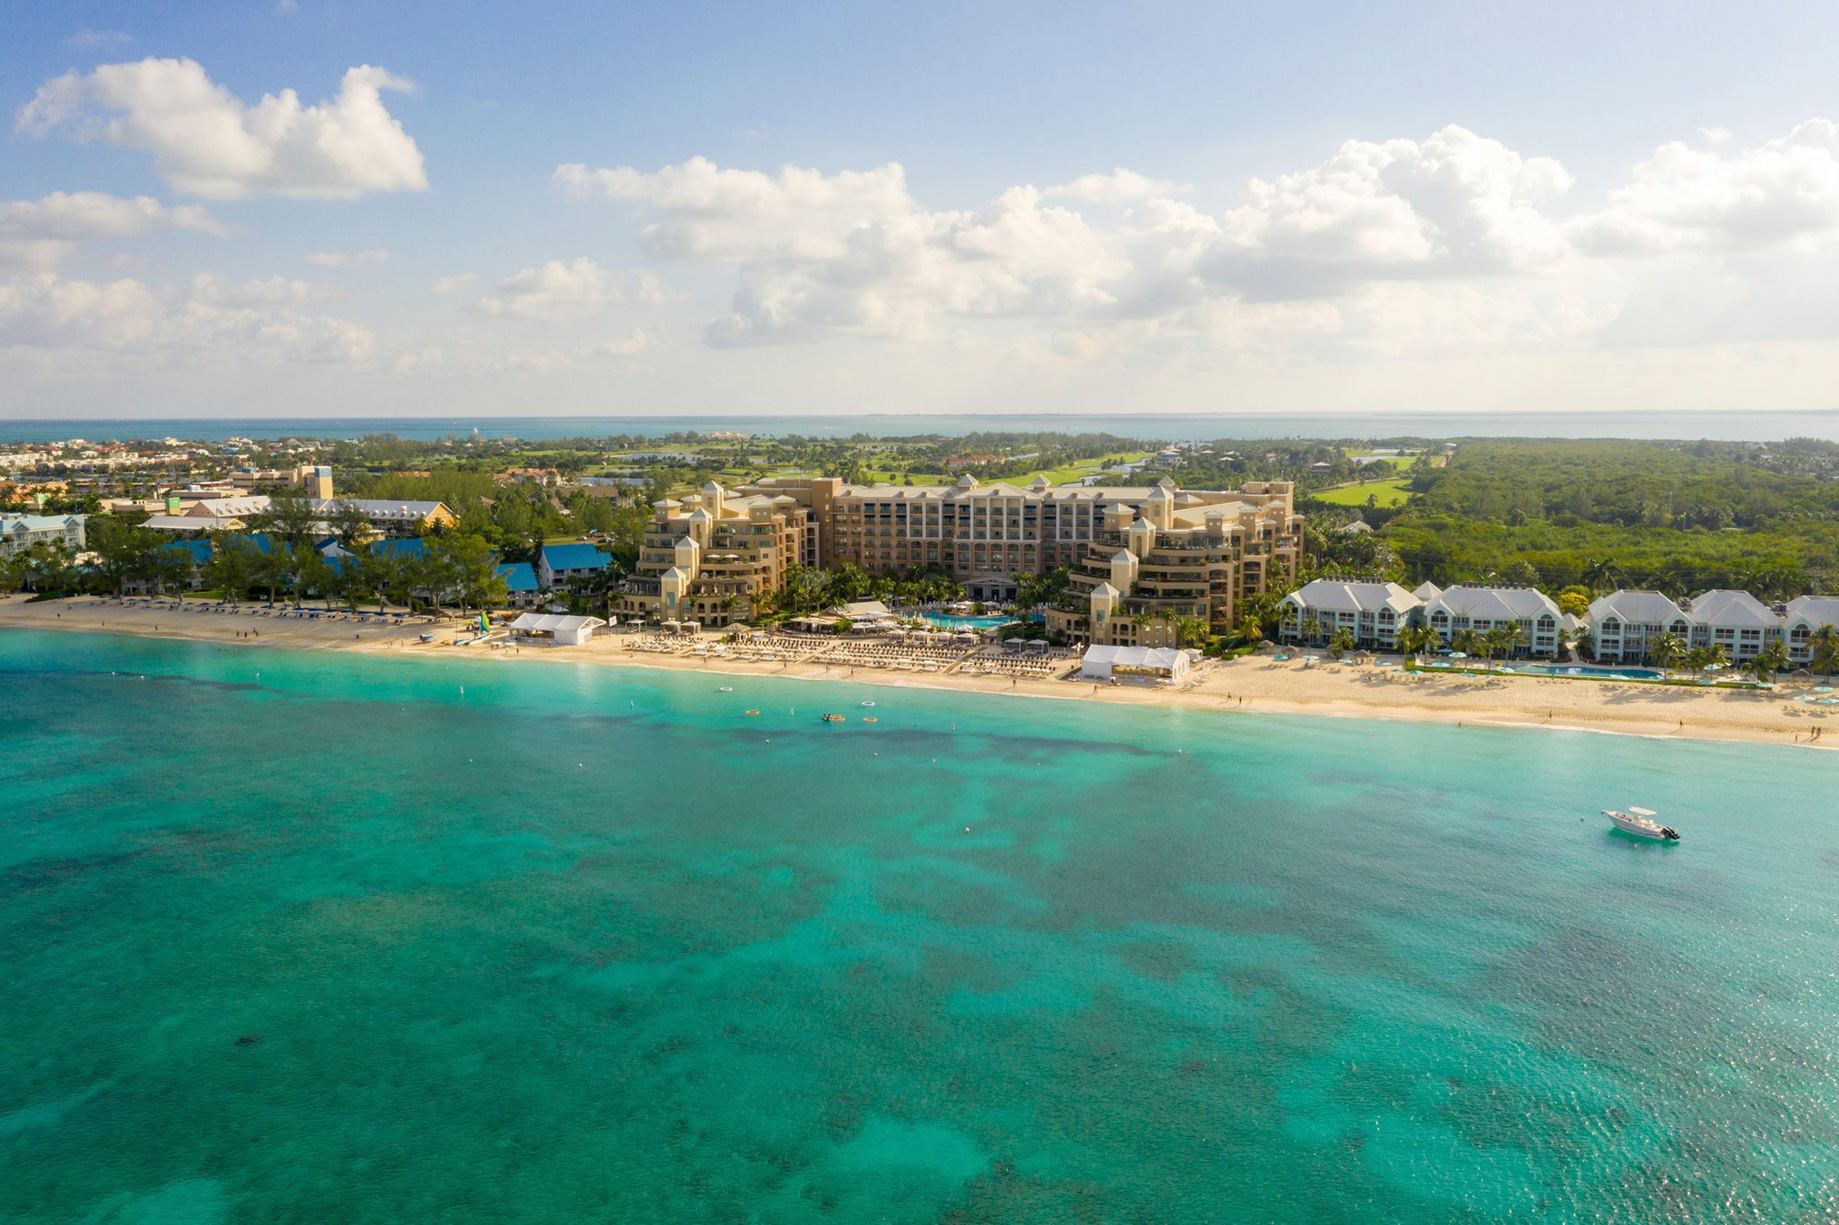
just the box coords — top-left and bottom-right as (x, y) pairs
(1784, 596), (1839, 667)
(1278, 580), (1421, 651)
(538, 543), (612, 590)
(1416, 583), (1566, 656)
(611, 481), (819, 627)
(1278, 581), (1568, 655)
(1583, 591), (1695, 664)
(741, 474), (1302, 610)
(1039, 479), (1302, 648)
(0, 513), (87, 558)
(1587, 588), (1787, 664)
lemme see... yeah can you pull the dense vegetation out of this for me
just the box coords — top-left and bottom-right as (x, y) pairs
(1384, 440), (1839, 595)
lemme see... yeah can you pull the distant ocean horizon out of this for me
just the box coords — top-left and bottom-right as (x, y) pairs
(5, 409), (1839, 445)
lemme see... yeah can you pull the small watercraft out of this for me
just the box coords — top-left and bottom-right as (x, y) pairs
(718, 686), (733, 692)
(744, 709), (760, 716)
(819, 713), (846, 723)
(863, 717), (877, 723)
(860, 700), (876, 707)
(1604, 806), (1680, 841)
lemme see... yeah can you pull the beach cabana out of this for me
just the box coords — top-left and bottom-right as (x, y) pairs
(1079, 644), (1190, 683)
(507, 612), (606, 646)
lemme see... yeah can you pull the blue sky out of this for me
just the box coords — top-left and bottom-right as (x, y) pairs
(4, 0), (1839, 418)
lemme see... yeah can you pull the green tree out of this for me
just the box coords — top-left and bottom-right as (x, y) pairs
(1749, 640), (1791, 683)
(1328, 626), (1356, 658)
(252, 488), (319, 548)
(1810, 625), (1839, 676)
(1647, 632), (1686, 670)
(207, 535), (262, 601)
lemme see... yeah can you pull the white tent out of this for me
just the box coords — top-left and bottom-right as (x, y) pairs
(508, 612), (607, 646)
(1079, 644), (1191, 682)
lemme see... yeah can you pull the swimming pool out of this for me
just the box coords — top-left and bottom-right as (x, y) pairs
(919, 613), (1026, 630)
(1500, 663), (1665, 680)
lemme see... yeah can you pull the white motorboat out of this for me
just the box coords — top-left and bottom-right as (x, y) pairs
(1604, 806), (1680, 841)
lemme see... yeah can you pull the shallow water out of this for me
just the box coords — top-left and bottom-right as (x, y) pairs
(2, 630), (1836, 1223)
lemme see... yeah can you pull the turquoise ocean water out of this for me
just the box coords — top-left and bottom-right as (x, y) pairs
(2, 629), (1836, 1223)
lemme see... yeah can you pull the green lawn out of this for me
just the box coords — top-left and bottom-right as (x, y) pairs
(1314, 478), (1414, 508)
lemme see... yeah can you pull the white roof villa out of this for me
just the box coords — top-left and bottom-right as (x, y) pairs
(1687, 589), (1780, 629)
(1280, 579), (1420, 649)
(1784, 596), (1839, 666)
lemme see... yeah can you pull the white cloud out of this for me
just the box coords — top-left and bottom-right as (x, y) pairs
(0, 191), (225, 269)
(1046, 169), (1180, 205)
(562, 123), (1839, 356)
(554, 157), (915, 260)
(1566, 119), (1839, 256)
(304, 248), (388, 269)
(588, 327), (659, 357)
(432, 273), (476, 295)
(16, 58), (427, 199)
(68, 28), (134, 50)
(475, 258), (666, 319)
(0, 271), (375, 364)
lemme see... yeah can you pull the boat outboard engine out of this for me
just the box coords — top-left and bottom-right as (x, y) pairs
(1661, 826), (1680, 840)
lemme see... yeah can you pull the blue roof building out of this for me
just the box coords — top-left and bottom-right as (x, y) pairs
(538, 543), (610, 589)
(497, 562), (539, 592)
(496, 561), (540, 606)
(369, 537), (429, 561)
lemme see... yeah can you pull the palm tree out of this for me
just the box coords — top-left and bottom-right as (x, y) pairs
(1646, 632), (1686, 671)
(1749, 640), (1791, 684)
(1490, 622), (1526, 664)
(1329, 626), (1356, 658)
(1300, 616), (1321, 647)
(1554, 627), (1572, 662)
(1394, 625), (1422, 660)
(1810, 624), (1839, 677)
(1418, 624), (1442, 659)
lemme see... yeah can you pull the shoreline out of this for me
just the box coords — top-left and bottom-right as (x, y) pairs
(4, 594), (1835, 751)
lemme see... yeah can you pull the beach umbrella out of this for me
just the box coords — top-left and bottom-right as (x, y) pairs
(1816, 686), (1835, 693)
(1448, 651), (1468, 660)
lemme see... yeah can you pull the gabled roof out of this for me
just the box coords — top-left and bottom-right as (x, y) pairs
(1588, 590), (1693, 626)
(496, 562), (539, 592)
(541, 543), (609, 571)
(1784, 595), (1839, 627)
(1688, 589), (1781, 628)
(509, 613), (606, 633)
(370, 537), (429, 561)
(1426, 586), (1559, 621)
(1412, 581), (1443, 600)
(1286, 579), (1420, 615)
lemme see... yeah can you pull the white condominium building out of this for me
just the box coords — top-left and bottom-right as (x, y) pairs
(1279, 580), (1420, 650)
(1783, 595), (1839, 666)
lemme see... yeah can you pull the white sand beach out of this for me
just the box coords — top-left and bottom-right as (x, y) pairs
(5, 593), (1835, 750)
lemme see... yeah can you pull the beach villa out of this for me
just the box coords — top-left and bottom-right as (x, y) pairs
(1416, 583), (1566, 657)
(538, 543), (611, 590)
(1587, 588), (1787, 664)
(1783, 595), (1839, 667)
(1279, 580), (1420, 650)
(0, 512), (87, 557)
(495, 563), (541, 607)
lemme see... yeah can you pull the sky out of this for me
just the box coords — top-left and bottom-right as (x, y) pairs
(3, 0), (1839, 421)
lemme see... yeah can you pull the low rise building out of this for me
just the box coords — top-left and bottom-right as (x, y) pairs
(1419, 584), (1565, 657)
(1687, 589), (1782, 663)
(1585, 591), (1698, 664)
(1278, 580), (1420, 650)
(538, 543), (612, 590)
(495, 562), (541, 608)
(0, 513), (87, 558)
(1784, 596), (1839, 667)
